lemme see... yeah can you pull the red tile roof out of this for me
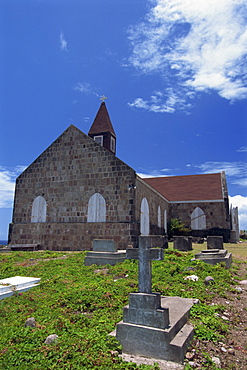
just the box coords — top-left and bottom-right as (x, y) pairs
(143, 173), (224, 201)
(88, 102), (116, 136)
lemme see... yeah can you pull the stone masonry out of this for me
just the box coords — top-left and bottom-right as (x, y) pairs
(10, 125), (169, 250)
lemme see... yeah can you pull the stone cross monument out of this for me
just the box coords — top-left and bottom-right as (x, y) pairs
(126, 236), (164, 293)
(112, 236), (196, 364)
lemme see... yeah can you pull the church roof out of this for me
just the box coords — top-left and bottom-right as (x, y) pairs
(143, 173), (225, 202)
(88, 102), (116, 136)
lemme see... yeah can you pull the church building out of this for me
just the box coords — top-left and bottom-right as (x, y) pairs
(9, 101), (237, 250)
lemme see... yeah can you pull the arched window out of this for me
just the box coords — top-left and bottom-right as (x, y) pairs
(140, 197), (149, 236)
(158, 206), (161, 228)
(164, 209), (167, 234)
(31, 196), (47, 223)
(191, 207), (206, 230)
(87, 193), (106, 222)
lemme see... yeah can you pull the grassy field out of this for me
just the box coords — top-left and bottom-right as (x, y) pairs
(0, 245), (246, 369)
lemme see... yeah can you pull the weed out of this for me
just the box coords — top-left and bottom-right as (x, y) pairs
(0, 250), (243, 369)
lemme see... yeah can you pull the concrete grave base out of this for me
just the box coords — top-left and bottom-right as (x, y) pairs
(0, 247), (11, 253)
(120, 353), (184, 370)
(84, 250), (126, 266)
(0, 276), (40, 300)
(111, 295), (198, 364)
(9, 244), (42, 251)
(193, 249), (232, 269)
(84, 239), (126, 266)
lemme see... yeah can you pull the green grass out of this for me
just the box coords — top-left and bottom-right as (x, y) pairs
(0, 249), (245, 369)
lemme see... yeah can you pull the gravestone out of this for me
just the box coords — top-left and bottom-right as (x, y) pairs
(9, 244), (41, 251)
(0, 276), (40, 300)
(111, 236), (197, 364)
(194, 235), (232, 268)
(194, 248), (232, 269)
(230, 206), (239, 242)
(174, 236), (192, 251)
(207, 236), (223, 250)
(84, 239), (126, 266)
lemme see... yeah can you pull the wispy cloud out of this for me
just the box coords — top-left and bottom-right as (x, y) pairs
(195, 161), (247, 178)
(128, 89), (192, 113)
(237, 146), (247, 152)
(188, 161), (247, 192)
(137, 168), (173, 178)
(127, 0), (247, 112)
(74, 82), (100, 97)
(0, 166), (26, 208)
(59, 31), (68, 52)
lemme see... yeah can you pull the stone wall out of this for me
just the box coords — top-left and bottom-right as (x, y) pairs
(169, 200), (231, 241)
(169, 201), (230, 230)
(10, 222), (137, 251)
(10, 125), (139, 250)
(135, 177), (169, 235)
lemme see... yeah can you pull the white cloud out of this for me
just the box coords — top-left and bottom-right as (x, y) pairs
(74, 82), (100, 97)
(0, 166), (26, 208)
(229, 195), (247, 230)
(137, 168), (172, 178)
(237, 146), (247, 152)
(127, 0), (247, 111)
(196, 161), (247, 178)
(128, 88), (191, 113)
(59, 32), (68, 52)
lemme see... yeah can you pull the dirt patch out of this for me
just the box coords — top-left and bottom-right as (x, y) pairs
(185, 262), (247, 369)
(15, 255), (68, 266)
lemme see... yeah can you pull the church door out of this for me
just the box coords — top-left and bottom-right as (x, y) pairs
(140, 197), (149, 236)
(87, 193), (106, 222)
(31, 196), (47, 223)
(191, 207), (206, 230)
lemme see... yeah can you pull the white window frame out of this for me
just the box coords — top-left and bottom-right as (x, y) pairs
(191, 207), (206, 230)
(87, 193), (106, 222)
(140, 197), (150, 236)
(158, 206), (161, 228)
(110, 136), (116, 152)
(94, 135), (103, 146)
(31, 196), (47, 223)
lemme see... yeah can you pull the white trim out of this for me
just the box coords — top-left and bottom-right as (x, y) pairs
(110, 136), (116, 152)
(170, 199), (224, 204)
(94, 135), (103, 146)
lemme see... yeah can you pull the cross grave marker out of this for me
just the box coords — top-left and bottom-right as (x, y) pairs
(112, 235), (196, 363)
(126, 236), (164, 293)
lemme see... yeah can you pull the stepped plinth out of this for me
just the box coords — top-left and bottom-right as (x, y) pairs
(111, 236), (197, 364)
(84, 239), (126, 266)
(194, 248), (232, 269)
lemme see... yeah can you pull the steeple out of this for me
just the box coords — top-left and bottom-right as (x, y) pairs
(88, 101), (116, 155)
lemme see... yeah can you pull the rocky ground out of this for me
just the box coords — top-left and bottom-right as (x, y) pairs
(121, 261), (247, 370)
(185, 261), (247, 369)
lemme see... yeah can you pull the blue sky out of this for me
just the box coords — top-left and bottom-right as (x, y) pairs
(0, 0), (247, 240)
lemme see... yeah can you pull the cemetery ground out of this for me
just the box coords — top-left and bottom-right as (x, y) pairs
(0, 242), (246, 370)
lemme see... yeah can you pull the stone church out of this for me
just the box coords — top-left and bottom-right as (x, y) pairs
(9, 101), (238, 250)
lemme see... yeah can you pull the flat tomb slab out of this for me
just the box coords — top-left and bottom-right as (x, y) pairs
(84, 250), (126, 266)
(193, 250), (232, 268)
(0, 276), (40, 300)
(10, 244), (41, 251)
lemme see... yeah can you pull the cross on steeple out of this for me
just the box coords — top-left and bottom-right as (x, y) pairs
(100, 95), (108, 102)
(126, 236), (164, 294)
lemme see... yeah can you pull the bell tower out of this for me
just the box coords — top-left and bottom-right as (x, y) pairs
(88, 97), (116, 155)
